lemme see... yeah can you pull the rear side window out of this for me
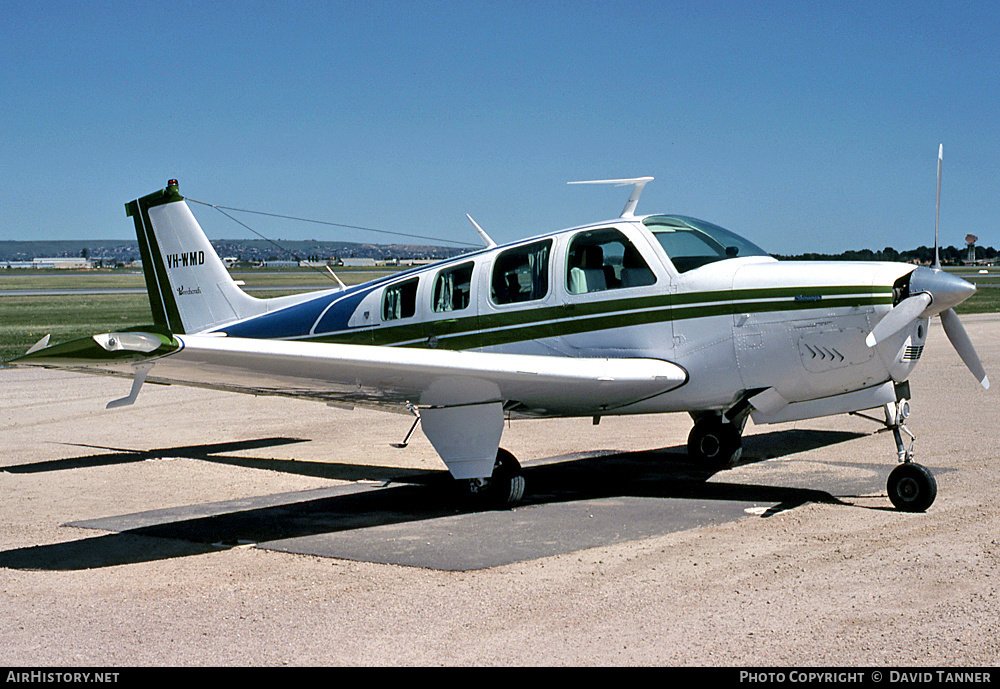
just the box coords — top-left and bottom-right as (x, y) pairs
(382, 278), (418, 321)
(432, 262), (474, 313)
(491, 240), (552, 305)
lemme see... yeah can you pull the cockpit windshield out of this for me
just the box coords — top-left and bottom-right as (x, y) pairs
(643, 215), (769, 273)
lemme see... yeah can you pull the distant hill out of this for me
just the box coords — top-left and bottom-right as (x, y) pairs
(0, 239), (466, 264)
(3, 239), (995, 267)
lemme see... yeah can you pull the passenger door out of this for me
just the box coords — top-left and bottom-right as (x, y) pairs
(558, 226), (670, 356)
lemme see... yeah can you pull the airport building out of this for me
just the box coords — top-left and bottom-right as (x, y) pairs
(3, 257), (94, 269)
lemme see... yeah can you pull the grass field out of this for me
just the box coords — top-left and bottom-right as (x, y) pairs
(1, 266), (997, 364)
(945, 267), (1000, 314)
(0, 268), (398, 363)
(0, 292), (152, 362)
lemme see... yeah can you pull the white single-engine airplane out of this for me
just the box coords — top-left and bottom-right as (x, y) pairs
(14, 150), (988, 512)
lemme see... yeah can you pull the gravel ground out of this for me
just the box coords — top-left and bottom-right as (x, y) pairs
(1, 314), (998, 666)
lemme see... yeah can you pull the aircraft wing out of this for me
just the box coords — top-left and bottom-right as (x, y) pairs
(12, 331), (688, 418)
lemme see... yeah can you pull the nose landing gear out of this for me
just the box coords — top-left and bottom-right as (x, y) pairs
(883, 398), (937, 512)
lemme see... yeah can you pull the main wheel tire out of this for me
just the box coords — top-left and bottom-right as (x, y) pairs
(465, 448), (525, 508)
(887, 462), (937, 512)
(687, 418), (742, 470)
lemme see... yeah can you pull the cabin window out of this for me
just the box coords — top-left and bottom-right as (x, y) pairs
(491, 240), (552, 305)
(566, 228), (656, 294)
(382, 278), (418, 321)
(432, 262), (474, 313)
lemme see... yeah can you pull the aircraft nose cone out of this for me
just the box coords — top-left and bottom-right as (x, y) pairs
(909, 266), (977, 315)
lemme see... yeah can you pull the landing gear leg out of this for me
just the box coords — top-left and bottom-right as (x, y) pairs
(883, 398), (937, 512)
(464, 448), (526, 509)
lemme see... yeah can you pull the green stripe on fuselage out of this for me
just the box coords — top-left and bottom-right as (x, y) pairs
(300, 285), (893, 350)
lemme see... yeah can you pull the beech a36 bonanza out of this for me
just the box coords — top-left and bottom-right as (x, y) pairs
(14, 151), (989, 512)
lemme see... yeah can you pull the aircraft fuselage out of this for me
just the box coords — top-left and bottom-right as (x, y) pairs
(210, 214), (919, 420)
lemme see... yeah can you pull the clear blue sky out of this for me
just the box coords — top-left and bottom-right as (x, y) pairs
(3, 0), (998, 254)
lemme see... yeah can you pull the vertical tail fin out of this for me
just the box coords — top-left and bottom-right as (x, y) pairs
(125, 180), (266, 334)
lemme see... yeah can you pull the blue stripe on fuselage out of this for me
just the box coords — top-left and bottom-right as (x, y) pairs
(217, 284), (376, 339)
(212, 255), (486, 340)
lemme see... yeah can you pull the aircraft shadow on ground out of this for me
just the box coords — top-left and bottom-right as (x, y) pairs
(3, 437), (311, 474)
(0, 427), (865, 571)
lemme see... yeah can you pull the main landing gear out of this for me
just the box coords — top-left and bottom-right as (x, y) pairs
(464, 448), (526, 509)
(687, 410), (746, 471)
(883, 397), (937, 512)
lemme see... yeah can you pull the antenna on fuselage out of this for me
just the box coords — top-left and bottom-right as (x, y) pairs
(466, 214), (497, 249)
(325, 265), (347, 290)
(568, 176), (654, 218)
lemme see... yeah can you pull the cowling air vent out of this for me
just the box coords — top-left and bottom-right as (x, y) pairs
(903, 344), (924, 361)
(802, 343), (845, 363)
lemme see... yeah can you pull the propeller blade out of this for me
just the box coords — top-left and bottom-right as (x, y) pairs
(940, 308), (989, 389)
(866, 293), (932, 347)
(934, 144), (942, 269)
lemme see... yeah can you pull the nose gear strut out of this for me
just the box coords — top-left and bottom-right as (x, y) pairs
(882, 398), (937, 512)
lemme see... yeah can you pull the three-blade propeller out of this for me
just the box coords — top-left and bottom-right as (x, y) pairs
(865, 145), (989, 390)
(866, 269), (988, 389)
(865, 284), (990, 390)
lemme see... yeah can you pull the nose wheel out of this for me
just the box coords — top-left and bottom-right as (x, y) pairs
(887, 462), (937, 512)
